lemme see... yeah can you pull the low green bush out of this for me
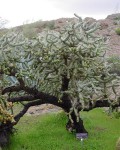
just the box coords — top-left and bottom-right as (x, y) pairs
(107, 55), (120, 75)
(115, 28), (120, 35)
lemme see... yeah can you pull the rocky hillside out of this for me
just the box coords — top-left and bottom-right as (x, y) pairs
(1, 13), (120, 56)
(97, 13), (120, 56)
(55, 14), (120, 56)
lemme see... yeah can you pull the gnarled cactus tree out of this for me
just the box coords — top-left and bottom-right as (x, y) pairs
(0, 15), (120, 145)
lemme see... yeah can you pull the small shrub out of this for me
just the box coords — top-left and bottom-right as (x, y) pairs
(107, 55), (120, 75)
(46, 21), (55, 30)
(114, 20), (120, 25)
(23, 26), (38, 38)
(113, 16), (120, 25)
(113, 111), (120, 119)
(115, 28), (120, 35)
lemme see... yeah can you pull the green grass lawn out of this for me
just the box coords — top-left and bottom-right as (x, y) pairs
(4, 108), (120, 150)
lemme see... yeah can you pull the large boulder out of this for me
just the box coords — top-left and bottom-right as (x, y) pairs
(107, 13), (120, 20)
(116, 137), (120, 150)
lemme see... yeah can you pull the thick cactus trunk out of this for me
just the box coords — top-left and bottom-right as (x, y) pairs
(0, 131), (8, 147)
(66, 111), (88, 134)
(0, 123), (13, 147)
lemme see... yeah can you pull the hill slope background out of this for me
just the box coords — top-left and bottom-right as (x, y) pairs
(1, 13), (120, 56)
(6, 13), (120, 57)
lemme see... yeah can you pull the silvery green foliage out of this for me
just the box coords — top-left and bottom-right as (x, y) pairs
(0, 16), (120, 110)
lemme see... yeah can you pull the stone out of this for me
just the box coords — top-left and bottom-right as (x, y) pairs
(116, 137), (120, 150)
(100, 21), (108, 30)
(107, 13), (120, 20)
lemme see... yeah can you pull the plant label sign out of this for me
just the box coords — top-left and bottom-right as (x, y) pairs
(76, 133), (88, 140)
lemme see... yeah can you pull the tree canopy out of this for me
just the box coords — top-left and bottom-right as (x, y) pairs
(0, 15), (120, 143)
